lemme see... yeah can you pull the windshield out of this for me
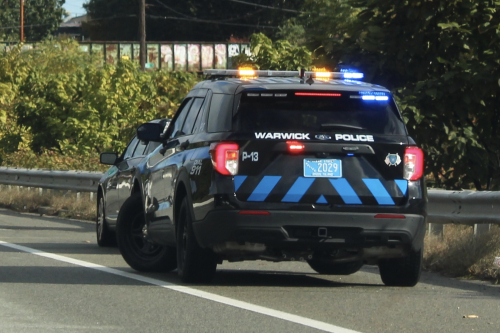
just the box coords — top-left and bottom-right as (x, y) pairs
(233, 91), (407, 135)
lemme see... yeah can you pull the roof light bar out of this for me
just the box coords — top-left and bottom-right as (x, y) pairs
(203, 69), (364, 80)
(295, 92), (341, 97)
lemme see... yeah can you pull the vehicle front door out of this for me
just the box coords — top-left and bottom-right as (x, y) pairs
(147, 95), (207, 245)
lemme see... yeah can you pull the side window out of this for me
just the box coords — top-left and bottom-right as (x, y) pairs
(181, 98), (205, 135)
(145, 141), (161, 155)
(169, 99), (193, 139)
(123, 137), (139, 160)
(207, 94), (233, 132)
(193, 91), (212, 133)
(133, 139), (147, 157)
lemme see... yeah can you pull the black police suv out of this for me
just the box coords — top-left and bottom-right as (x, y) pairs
(115, 69), (427, 286)
(96, 118), (170, 247)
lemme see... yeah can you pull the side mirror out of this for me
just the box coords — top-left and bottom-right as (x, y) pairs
(100, 153), (118, 165)
(137, 123), (163, 142)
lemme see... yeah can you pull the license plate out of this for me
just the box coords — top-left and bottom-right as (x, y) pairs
(303, 159), (342, 178)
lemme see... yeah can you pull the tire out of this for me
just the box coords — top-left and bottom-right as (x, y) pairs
(96, 195), (116, 247)
(378, 248), (422, 287)
(176, 197), (217, 283)
(116, 193), (176, 272)
(307, 260), (363, 275)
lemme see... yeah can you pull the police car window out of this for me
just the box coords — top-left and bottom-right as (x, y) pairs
(169, 99), (193, 139)
(123, 137), (139, 159)
(193, 91), (211, 133)
(133, 139), (147, 157)
(181, 98), (204, 135)
(208, 94), (233, 133)
(233, 92), (406, 135)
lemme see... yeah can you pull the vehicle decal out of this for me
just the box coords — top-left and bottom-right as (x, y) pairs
(254, 132), (310, 140)
(395, 179), (408, 196)
(315, 134), (331, 140)
(234, 175), (247, 191)
(235, 176), (408, 205)
(107, 166), (118, 177)
(334, 134), (374, 142)
(329, 178), (362, 204)
(242, 151), (259, 162)
(281, 177), (315, 203)
(385, 153), (402, 166)
(362, 179), (395, 205)
(316, 195), (328, 204)
(247, 176), (281, 201)
(190, 160), (202, 175)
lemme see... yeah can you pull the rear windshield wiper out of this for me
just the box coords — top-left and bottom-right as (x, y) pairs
(320, 124), (366, 130)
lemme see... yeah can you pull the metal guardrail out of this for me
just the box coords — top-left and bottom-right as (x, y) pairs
(0, 167), (102, 193)
(427, 189), (500, 225)
(0, 167), (498, 226)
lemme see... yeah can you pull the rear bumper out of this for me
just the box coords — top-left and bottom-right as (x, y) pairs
(192, 210), (426, 252)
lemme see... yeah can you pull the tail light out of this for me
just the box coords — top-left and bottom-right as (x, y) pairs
(404, 146), (424, 181)
(210, 142), (239, 175)
(287, 141), (305, 153)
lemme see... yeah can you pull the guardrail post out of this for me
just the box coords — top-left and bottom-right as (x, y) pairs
(474, 224), (491, 235)
(428, 223), (444, 238)
(90, 192), (94, 201)
(76, 192), (81, 201)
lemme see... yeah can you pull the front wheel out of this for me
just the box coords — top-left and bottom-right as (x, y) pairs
(176, 197), (217, 283)
(307, 260), (363, 275)
(96, 195), (116, 247)
(378, 248), (422, 287)
(116, 193), (176, 272)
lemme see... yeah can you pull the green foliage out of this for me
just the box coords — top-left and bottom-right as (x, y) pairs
(304, 0), (500, 190)
(231, 33), (312, 70)
(0, 0), (66, 42)
(0, 38), (200, 169)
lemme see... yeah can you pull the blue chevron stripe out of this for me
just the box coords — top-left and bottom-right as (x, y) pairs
(316, 195), (328, 204)
(395, 179), (408, 196)
(234, 176), (247, 192)
(363, 179), (395, 205)
(329, 178), (362, 204)
(247, 176), (281, 202)
(281, 177), (315, 202)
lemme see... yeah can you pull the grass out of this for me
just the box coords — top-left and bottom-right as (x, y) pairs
(0, 186), (96, 221)
(424, 224), (500, 284)
(1, 186), (499, 284)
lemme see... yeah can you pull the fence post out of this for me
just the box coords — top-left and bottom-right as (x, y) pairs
(428, 223), (444, 238)
(474, 224), (491, 235)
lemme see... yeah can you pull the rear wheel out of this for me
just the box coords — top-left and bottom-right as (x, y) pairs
(116, 193), (176, 272)
(378, 248), (422, 287)
(177, 197), (217, 283)
(307, 260), (363, 275)
(96, 195), (116, 247)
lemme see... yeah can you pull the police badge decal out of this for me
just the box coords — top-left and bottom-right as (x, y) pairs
(385, 153), (401, 166)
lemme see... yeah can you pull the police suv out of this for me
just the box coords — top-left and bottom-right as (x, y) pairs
(116, 68), (427, 287)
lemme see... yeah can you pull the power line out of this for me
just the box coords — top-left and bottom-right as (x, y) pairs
(147, 14), (278, 29)
(153, 0), (265, 23)
(225, 0), (305, 14)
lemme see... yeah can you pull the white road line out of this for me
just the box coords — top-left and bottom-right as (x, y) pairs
(0, 240), (361, 333)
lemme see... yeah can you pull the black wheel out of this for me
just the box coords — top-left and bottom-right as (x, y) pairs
(378, 248), (422, 287)
(176, 197), (217, 283)
(307, 260), (363, 275)
(96, 195), (116, 247)
(116, 193), (176, 272)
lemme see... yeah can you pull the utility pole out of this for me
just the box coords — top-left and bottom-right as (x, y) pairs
(139, 0), (146, 71)
(20, 0), (25, 42)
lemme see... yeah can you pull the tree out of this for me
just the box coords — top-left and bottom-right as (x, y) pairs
(83, 0), (305, 42)
(0, 0), (66, 42)
(303, 0), (500, 190)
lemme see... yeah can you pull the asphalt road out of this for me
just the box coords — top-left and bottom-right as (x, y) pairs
(0, 208), (499, 333)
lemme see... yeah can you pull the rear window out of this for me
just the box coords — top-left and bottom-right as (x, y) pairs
(233, 91), (406, 135)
